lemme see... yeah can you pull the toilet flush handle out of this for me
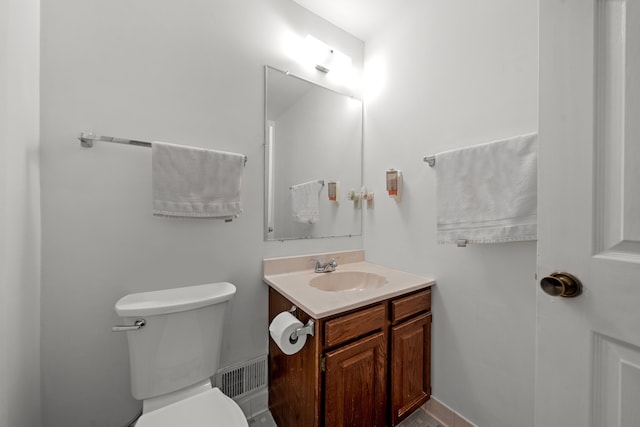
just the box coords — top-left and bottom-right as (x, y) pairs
(112, 318), (146, 332)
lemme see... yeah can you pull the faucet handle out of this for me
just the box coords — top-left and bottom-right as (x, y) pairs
(310, 258), (324, 272)
(310, 256), (339, 272)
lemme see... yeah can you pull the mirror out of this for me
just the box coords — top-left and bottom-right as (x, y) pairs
(264, 66), (363, 241)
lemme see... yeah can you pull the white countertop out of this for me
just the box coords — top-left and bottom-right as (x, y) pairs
(263, 251), (435, 318)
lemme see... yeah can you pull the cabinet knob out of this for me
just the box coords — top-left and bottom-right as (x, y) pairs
(540, 272), (582, 298)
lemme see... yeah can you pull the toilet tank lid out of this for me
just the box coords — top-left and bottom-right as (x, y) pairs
(115, 282), (236, 317)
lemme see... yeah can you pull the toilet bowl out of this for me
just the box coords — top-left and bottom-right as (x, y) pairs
(114, 282), (248, 427)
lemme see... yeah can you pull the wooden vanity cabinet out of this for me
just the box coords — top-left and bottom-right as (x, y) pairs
(268, 286), (432, 427)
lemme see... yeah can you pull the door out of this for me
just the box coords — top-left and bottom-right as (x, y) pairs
(324, 332), (387, 427)
(537, 1), (640, 426)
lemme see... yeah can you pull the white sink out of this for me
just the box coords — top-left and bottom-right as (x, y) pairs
(309, 271), (388, 292)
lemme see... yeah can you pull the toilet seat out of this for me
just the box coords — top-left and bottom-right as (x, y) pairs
(134, 387), (248, 427)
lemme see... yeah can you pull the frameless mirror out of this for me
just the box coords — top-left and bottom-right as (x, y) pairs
(264, 66), (363, 241)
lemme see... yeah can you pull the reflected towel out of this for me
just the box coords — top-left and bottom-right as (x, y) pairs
(291, 180), (323, 224)
(436, 133), (538, 244)
(152, 142), (245, 219)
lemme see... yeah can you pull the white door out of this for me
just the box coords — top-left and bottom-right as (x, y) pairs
(537, 0), (640, 426)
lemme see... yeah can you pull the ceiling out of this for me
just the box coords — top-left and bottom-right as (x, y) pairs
(292, 0), (405, 41)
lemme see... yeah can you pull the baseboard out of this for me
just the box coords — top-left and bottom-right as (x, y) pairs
(423, 396), (477, 427)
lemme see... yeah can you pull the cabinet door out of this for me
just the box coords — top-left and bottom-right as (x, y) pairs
(324, 331), (387, 427)
(391, 312), (431, 426)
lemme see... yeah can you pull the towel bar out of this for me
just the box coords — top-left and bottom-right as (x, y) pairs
(289, 180), (325, 190)
(78, 131), (248, 166)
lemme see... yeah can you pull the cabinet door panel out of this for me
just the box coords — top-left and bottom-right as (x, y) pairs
(391, 312), (431, 425)
(325, 331), (387, 427)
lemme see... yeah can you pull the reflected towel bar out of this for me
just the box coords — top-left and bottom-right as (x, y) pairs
(423, 155), (436, 167)
(78, 131), (248, 165)
(289, 180), (325, 190)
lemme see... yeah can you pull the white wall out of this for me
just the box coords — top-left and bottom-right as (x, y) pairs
(39, 1), (363, 426)
(0, 0), (41, 426)
(363, 2), (538, 427)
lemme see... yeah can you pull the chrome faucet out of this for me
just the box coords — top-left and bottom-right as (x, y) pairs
(314, 258), (338, 273)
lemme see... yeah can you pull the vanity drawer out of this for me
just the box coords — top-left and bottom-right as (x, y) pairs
(324, 304), (386, 348)
(391, 288), (431, 324)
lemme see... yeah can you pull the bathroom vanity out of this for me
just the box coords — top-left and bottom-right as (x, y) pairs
(264, 251), (435, 427)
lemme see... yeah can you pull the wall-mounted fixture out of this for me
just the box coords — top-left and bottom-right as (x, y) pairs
(361, 187), (374, 209)
(347, 188), (361, 209)
(386, 169), (402, 201)
(327, 181), (339, 203)
(348, 187), (373, 209)
(301, 35), (352, 75)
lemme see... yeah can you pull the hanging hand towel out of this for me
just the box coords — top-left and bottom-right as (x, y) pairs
(436, 133), (537, 245)
(152, 142), (245, 219)
(290, 180), (323, 224)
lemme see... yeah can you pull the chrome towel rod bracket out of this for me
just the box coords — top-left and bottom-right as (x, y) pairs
(423, 155), (436, 167)
(78, 131), (248, 165)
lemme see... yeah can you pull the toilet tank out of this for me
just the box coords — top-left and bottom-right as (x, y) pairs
(115, 282), (236, 400)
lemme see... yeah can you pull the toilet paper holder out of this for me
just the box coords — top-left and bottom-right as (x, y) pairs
(288, 306), (315, 340)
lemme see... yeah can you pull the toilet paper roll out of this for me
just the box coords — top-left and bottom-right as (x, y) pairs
(269, 311), (307, 355)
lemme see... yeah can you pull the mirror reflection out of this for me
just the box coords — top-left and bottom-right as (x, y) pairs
(265, 66), (363, 241)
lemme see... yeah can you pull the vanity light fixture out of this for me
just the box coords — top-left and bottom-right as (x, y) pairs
(302, 34), (352, 74)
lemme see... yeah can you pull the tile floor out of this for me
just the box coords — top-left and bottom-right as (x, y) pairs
(247, 406), (444, 427)
(247, 411), (277, 426)
(397, 407), (444, 427)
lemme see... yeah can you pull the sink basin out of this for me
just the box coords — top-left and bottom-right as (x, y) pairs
(309, 271), (388, 292)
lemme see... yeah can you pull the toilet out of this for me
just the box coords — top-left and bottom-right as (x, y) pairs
(114, 282), (249, 427)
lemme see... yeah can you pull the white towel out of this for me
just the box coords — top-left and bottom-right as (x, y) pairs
(436, 133), (537, 244)
(290, 180), (323, 224)
(152, 142), (245, 219)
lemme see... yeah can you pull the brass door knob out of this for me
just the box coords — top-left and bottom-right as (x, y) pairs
(540, 272), (582, 298)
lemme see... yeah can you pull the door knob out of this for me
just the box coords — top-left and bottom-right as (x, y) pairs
(540, 272), (582, 298)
